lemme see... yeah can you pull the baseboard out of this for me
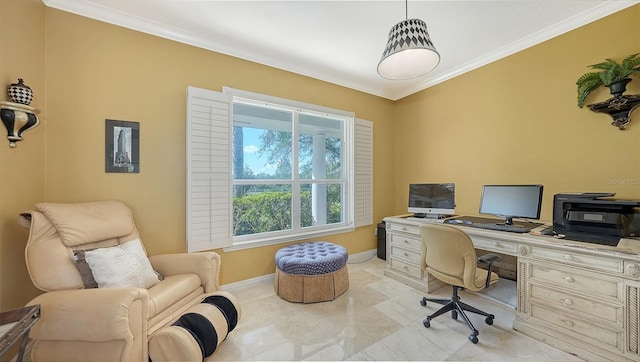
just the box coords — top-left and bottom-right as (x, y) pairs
(347, 248), (377, 263)
(220, 274), (274, 293)
(220, 248), (377, 292)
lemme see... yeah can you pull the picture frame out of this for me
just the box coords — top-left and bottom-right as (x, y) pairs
(105, 119), (139, 173)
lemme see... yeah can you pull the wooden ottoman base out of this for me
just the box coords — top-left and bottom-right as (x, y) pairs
(274, 265), (349, 303)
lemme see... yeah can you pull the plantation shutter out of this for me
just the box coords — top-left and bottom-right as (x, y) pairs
(354, 118), (373, 227)
(186, 86), (232, 252)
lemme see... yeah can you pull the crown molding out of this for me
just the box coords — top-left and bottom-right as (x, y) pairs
(391, 0), (640, 101)
(43, 0), (640, 101)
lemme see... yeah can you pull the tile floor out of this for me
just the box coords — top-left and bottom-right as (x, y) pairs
(210, 256), (584, 361)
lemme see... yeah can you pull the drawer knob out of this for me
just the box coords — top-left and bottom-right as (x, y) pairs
(493, 242), (500, 247)
(403, 239), (409, 243)
(404, 252), (409, 257)
(563, 255), (573, 261)
(563, 298), (574, 306)
(562, 319), (575, 327)
(565, 276), (574, 283)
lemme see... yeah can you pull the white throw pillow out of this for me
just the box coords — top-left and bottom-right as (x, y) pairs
(85, 239), (161, 289)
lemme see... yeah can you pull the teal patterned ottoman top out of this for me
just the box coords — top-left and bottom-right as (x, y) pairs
(275, 242), (348, 275)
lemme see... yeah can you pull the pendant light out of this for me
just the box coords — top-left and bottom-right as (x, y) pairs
(377, 0), (440, 80)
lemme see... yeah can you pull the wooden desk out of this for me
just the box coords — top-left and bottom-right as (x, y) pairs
(383, 215), (640, 362)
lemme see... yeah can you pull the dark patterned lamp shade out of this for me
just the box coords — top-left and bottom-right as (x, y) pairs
(377, 19), (440, 80)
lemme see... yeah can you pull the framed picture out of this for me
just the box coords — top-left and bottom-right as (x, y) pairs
(105, 119), (140, 173)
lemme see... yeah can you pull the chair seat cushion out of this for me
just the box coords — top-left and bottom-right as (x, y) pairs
(147, 274), (202, 318)
(275, 242), (348, 275)
(474, 268), (499, 289)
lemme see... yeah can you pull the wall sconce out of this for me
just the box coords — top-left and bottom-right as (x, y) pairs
(1, 79), (40, 148)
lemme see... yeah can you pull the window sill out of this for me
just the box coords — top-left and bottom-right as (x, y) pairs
(223, 225), (355, 252)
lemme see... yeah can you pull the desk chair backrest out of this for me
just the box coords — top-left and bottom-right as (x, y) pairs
(420, 223), (493, 292)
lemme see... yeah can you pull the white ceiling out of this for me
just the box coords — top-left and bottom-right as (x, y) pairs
(43, 0), (639, 101)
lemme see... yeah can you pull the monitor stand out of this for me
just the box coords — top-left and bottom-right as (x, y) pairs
(407, 213), (451, 223)
(412, 213), (446, 219)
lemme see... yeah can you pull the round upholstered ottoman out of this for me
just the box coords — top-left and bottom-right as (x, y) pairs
(274, 241), (349, 303)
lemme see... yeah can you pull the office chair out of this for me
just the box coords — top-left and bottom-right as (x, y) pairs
(419, 223), (501, 344)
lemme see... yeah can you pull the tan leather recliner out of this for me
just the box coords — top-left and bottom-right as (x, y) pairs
(19, 200), (226, 362)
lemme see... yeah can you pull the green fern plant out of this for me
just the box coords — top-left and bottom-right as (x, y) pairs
(576, 53), (640, 108)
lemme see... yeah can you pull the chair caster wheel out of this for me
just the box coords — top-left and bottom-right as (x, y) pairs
(423, 318), (431, 328)
(485, 315), (494, 325)
(451, 310), (458, 320)
(469, 334), (478, 344)
(420, 298), (427, 307)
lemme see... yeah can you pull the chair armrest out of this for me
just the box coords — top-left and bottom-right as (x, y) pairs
(478, 253), (502, 288)
(27, 288), (148, 342)
(478, 254), (501, 265)
(149, 252), (220, 292)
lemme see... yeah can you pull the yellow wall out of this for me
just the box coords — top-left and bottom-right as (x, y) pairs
(393, 5), (640, 221)
(0, 0), (46, 310)
(42, 8), (395, 285)
(1, 1), (639, 310)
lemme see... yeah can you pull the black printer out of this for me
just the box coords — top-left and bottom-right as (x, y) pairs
(553, 193), (640, 246)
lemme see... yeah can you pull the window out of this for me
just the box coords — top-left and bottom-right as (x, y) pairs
(186, 86), (372, 252)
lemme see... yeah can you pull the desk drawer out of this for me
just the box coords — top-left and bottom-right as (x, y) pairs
(389, 233), (421, 251)
(390, 258), (422, 278)
(390, 245), (421, 264)
(529, 283), (622, 326)
(387, 223), (420, 236)
(529, 303), (622, 353)
(529, 262), (622, 301)
(528, 246), (623, 274)
(473, 236), (519, 255)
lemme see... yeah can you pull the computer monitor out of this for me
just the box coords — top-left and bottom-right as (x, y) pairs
(479, 185), (543, 225)
(408, 183), (455, 217)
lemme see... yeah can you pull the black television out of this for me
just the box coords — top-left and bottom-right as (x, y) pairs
(408, 183), (455, 217)
(479, 184), (543, 225)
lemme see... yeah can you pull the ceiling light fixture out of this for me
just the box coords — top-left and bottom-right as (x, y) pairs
(377, 0), (440, 80)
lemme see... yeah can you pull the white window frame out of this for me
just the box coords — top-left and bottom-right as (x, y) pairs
(186, 86), (372, 252)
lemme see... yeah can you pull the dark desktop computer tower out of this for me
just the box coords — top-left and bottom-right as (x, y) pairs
(376, 221), (386, 260)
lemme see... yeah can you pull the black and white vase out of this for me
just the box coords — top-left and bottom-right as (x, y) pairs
(7, 78), (33, 105)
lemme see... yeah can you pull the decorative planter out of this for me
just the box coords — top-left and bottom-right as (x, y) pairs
(7, 78), (33, 105)
(607, 78), (632, 97)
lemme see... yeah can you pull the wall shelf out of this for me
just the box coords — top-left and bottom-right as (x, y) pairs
(587, 94), (640, 130)
(0, 101), (40, 148)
